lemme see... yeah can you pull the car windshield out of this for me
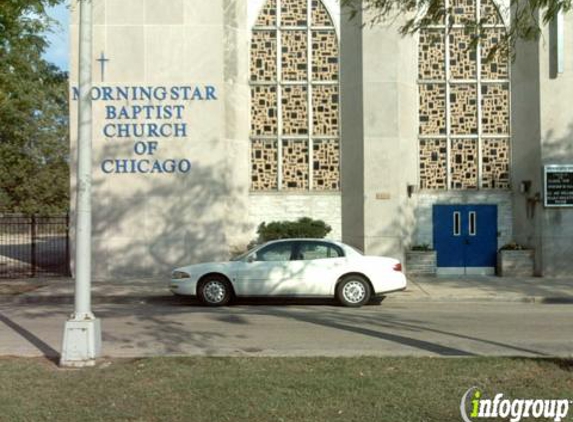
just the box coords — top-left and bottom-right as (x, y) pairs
(230, 246), (259, 262)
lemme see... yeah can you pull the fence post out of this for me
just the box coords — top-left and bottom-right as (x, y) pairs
(31, 215), (36, 278)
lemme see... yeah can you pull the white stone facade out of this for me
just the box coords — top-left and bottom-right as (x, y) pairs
(69, 0), (573, 277)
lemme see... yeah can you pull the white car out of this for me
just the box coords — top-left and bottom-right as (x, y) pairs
(170, 239), (407, 307)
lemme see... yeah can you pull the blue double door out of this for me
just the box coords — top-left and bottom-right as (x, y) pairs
(433, 205), (498, 270)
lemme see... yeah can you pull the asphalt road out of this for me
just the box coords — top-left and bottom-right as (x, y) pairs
(0, 299), (572, 359)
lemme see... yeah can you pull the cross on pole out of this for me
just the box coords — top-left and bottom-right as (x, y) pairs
(96, 51), (110, 82)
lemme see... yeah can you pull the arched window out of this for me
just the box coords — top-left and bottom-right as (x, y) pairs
(418, 0), (510, 190)
(250, 0), (340, 191)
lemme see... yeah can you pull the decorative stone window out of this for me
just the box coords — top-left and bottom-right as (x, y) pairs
(250, 0), (340, 191)
(418, 0), (511, 190)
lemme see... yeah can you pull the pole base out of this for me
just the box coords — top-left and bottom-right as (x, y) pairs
(60, 318), (101, 367)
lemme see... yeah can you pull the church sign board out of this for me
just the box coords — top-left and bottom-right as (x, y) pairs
(544, 165), (573, 207)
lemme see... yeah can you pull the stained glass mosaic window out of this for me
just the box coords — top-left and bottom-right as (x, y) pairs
(251, 0), (340, 191)
(418, 0), (511, 190)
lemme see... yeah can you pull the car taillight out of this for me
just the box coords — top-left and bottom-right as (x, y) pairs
(393, 263), (402, 272)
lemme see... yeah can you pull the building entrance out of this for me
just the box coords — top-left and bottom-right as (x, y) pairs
(433, 205), (498, 275)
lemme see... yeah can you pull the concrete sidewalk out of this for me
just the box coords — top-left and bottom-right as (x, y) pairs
(403, 276), (573, 303)
(1, 275), (573, 305)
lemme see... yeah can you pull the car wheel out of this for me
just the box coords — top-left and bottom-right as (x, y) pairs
(198, 275), (233, 306)
(336, 275), (371, 307)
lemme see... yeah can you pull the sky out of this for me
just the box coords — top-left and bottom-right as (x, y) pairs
(44, 2), (70, 71)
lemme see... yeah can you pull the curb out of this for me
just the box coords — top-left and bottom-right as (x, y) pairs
(0, 295), (191, 306)
(387, 296), (573, 304)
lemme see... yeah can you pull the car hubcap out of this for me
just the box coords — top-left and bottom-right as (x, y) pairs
(343, 281), (366, 304)
(204, 280), (226, 303)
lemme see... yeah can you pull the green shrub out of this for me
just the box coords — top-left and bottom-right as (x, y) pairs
(255, 217), (332, 243)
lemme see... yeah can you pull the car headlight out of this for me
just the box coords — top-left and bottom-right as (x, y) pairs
(172, 271), (190, 280)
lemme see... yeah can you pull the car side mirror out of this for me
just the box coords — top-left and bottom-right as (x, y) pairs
(247, 254), (256, 263)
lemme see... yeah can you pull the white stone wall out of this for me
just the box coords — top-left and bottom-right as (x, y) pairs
(341, 11), (419, 260)
(248, 193), (342, 242)
(412, 191), (514, 250)
(70, 0), (248, 278)
(533, 15), (573, 276)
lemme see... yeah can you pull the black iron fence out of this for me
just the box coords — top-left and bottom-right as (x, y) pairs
(0, 215), (70, 278)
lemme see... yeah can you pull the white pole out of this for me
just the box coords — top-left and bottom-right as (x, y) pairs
(557, 10), (565, 74)
(61, 0), (101, 367)
(74, 0), (93, 319)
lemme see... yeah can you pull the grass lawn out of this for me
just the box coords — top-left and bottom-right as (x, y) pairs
(1, 357), (571, 422)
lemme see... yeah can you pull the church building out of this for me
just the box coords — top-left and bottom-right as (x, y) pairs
(69, 0), (573, 278)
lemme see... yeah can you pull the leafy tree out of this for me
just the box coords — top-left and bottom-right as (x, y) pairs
(0, 0), (69, 215)
(342, 0), (571, 58)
